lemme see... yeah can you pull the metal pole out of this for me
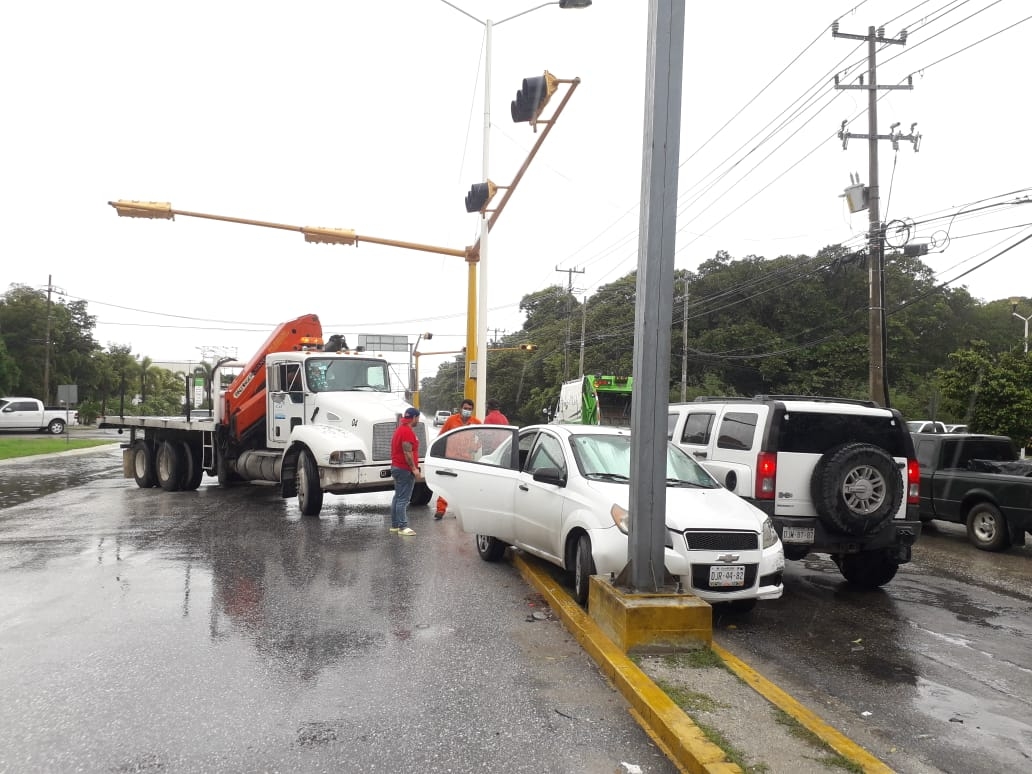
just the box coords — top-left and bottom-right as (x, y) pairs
(474, 19), (493, 420)
(866, 26), (886, 405)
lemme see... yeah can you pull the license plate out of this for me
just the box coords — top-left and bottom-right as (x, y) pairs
(708, 565), (745, 587)
(782, 526), (815, 543)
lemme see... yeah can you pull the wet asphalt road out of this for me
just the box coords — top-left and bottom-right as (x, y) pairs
(0, 446), (676, 774)
(714, 525), (1032, 774)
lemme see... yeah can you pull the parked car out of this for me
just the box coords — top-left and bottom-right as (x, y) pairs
(913, 432), (1032, 551)
(945, 424), (969, 434)
(907, 420), (947, 434)
(668, 396), (920, 588)
(423, 423), (785, 609)
(434, 410), (451, 427)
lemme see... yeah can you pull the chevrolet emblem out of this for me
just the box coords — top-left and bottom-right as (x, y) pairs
(716, 553), (741, 563)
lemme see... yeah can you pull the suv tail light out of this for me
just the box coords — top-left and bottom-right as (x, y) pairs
(755, 452), (776, 500)
(907, 458), (920, 504)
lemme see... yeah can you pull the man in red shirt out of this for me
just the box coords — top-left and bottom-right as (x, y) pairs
(390, 407), (421, 536)
(435, 398), (480, 519)
(484, 399), (509, 425)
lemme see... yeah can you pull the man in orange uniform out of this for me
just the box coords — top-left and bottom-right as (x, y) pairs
(435, 398), (481, 519)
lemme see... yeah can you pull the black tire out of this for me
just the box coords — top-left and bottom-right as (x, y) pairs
(131, 440), (156, 488)
(180, 442), (204, 491)
(572, 533), (596, 607)
(216, 449), (238, 487)
(47, 419), (65, 434)
(811, 443), (903, 536)
(966, 502), (1011, 552)
(297, 449), (323, 517)
(835, 551), (899, 588)
(156, 440), (184, 492)
(410, 482), (433, 506)
(475, 534), (506, 562)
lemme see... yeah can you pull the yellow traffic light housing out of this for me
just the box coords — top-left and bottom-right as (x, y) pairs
(464, 180), (498, 214)
(302, 226), (357, 246)
(519, 343), (538, 351)
(511, 71), (559, 126)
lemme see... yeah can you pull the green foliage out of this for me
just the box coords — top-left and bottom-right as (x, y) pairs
(935, 342), (1032, 443)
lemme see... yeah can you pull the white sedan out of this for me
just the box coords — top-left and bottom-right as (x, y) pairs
(424, 423), (784, 609)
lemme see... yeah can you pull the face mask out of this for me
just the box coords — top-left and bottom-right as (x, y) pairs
(461, 409), (472, 419)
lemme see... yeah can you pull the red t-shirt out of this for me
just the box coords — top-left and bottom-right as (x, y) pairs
(391, 421), (419, 469)
(484, 409), (509, 425)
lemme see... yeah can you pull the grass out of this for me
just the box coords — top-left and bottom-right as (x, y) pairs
(0, 437), (117, 461)
(773, 710), (863, 773)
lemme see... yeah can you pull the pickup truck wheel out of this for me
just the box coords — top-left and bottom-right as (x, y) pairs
(297, 449), (323, 517)
(47, 418), (66, 434)
(835, 551), (899, 588)
(811, 443), (902, 536)
(180, 442), (204, 491)
(475, 534), (507, 562)
(966, 503), (1011, 552)
(572, 534), (596, 607)
(156, 440), (184, 492)
(410, 482), (433, 506)
(131, 440), (156, 488)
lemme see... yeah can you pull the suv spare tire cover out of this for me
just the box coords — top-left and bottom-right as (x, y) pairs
(810, 442), (903, 536)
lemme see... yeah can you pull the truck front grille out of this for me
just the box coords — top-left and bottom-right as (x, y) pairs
(372, 421), (429, 462)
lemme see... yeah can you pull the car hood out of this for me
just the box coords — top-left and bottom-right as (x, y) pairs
(584, 479), (765, 533)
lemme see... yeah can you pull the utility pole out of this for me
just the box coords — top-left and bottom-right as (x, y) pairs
(555, 266), (585, 380)
(578, 295), (587, 379)
(833, 22), (919, 406)
(680, 285), (688, 402)
(41, 274), (63, 405)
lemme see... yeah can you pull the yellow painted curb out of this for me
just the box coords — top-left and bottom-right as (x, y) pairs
(512, 553), (739, 774)
(711, 644), (894, 774)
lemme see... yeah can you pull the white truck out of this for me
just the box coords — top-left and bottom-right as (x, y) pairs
(0, 397), (78, 434)
(98, 314), (432, 516)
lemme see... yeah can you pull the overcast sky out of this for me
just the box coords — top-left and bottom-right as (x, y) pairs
(3, 0), (1030, 379)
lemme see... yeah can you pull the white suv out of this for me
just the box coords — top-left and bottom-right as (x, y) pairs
(668, 396), (921, 587)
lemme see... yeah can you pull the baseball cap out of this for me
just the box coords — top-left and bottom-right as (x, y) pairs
(403, 407), (420, 419)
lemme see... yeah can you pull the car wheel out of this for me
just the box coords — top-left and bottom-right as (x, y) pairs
(572, 534), (596, 607)
(966, 502), (1010, 552)
(811, 443), (902, 536)
(297, 449), (324, 517)
(410, 482), (433, 506)
(835, 551), (899, 588)
(47, 419), (66, 434)
(180, 441), (204, 491)
(475, 534), (506, 562)
(156, 440), (184, 492)
(131, 440), (156, 488)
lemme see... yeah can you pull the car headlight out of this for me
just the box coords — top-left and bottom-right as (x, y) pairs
(610, 504), (630, 534)
(329, 450), (365, 465)
(762, 517), (779, 549)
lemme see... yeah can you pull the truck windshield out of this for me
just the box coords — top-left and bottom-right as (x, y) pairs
(305, 358), (390, 393)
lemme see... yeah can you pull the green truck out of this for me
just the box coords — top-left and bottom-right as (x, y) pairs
(552, 375), (633, 426)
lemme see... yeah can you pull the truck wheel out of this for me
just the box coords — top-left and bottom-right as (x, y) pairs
(131, 440), (156, 488)
(410, 482), (433, 506)
(180, 442), (204, 491)
(966, 503), (1011, 552)
(811, 443), (902, 536)
(47, 418), (66, 434)
(297, 449), (323, 517)
(835, 551), (899, 588)
(216, 451), (238, 487)
(156, 440), (184, 492)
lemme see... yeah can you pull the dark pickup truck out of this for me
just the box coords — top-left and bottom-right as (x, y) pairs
(912, 433), (1032, 551)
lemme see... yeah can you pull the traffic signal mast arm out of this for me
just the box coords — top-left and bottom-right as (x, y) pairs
(465, 74), (580, 260)
(108, 201), (468, 259)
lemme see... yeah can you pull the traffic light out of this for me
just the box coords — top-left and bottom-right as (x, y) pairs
(109, 200), (174, 220)
(519, 343), (538, 351)
(511, 71), (558, 124)
(464, 180), (498, 214)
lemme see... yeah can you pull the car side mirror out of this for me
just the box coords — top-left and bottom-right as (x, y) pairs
(532, 467), (566, 487)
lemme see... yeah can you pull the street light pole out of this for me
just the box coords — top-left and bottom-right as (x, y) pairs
(440, 0), (590, 419)
(1013, 307), (1031, 354)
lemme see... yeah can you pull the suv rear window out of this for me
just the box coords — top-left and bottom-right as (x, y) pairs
(777, 411), (908, 456)
(716, 412), (757, 450)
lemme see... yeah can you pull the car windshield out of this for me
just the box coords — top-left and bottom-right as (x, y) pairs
(569, 433), (717, 488)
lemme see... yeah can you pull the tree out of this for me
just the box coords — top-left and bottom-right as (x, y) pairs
(935, 342), (1032, 443)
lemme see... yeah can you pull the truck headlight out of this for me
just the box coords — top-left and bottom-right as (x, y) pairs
(762, 517), (779, 549)
(610, 504), (630, 534)
(329, 450), (365, 465)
